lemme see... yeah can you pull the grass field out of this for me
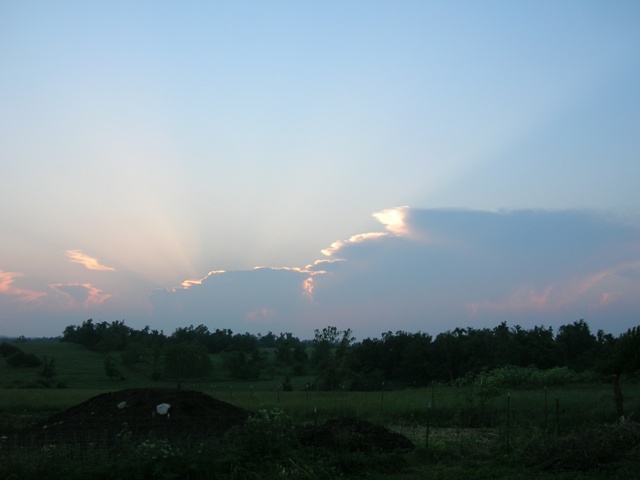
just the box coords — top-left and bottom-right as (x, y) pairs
(2, 340), (638, 427)
(1, 340), (639, 479)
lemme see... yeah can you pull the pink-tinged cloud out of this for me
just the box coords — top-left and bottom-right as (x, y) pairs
(468, 261), (640, 318)
(595, 292), (617, 308)
(468, 286), (554, 315)
(65, 249), (115, 271)
(50, 283), (112, 308)
(150, 208), (640, 338)
(246, 307), (277, 321)
(0, 269), (46, 303)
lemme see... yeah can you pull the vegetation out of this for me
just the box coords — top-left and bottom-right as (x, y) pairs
(1, 318), (639, 479)
(54, 318), (625, 389)
(0, 342), (42, 368)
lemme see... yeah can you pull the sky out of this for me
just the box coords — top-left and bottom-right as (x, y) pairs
(1, 1), (639, 340)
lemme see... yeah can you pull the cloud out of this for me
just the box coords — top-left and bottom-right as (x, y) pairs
(150, 267), (313, 333)
(50, 283), (112, 308)
(372, 206), (411, 236)
(0, 269), (46, 303)
(65, 249), (115, 271)
(150, 207), (640, 338)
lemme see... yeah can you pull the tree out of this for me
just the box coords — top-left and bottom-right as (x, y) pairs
(556, 319), (597, 371)
(291, 344), (309, 375)
(275, 333), (296, 365)
(94, 320), (131, 353)
(62, 319), (134, 352)
(431, 328), (467, 382)
(104, 354), (123, 380)
(121, 341), (145, 369)
(222, 350), (263, 380)
(163, 342), (212, 381)
(605, 325), (640, 417)
(311, 327), (354, 390)
(274, 332), (308, 374)
(40, 356), (56, 381)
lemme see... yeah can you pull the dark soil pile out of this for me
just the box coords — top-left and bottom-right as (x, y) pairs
(8, 388), (414, 455)
(15, 388), (250, 445)
(527, 419), (640, 471)
(296, 417), (414, 453)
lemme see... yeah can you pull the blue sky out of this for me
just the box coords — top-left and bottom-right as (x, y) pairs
(1, 1), (639, 339)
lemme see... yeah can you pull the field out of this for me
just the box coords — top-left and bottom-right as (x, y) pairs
(1, 340), (639, 479)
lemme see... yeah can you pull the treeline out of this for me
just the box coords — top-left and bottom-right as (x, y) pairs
(55, 318), (638, 390)
(61, 320), (308, 382)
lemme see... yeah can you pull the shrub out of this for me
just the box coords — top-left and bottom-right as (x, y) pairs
(0, 342), (21, 357)
(6, 350), (42, 368)
(540, 366), (576, 386)
(226, 408), (298, 460)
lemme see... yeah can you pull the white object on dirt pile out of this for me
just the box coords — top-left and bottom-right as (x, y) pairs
(156, 403), (171, 415)
(117, 401), (128, 409)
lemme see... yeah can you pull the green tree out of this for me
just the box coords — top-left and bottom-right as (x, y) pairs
(62, 319), (134, 352)
(104, 354), (123, 380)
(311, 327), (354, 390)
(163, 342), (212, 381)
(222, 350), (263, 380)
(291, 344), (309, 375)
(40, 356), (56, 381)
(274, 333), (296, 365)
(605, 325), (640, 417)
(556, 319), (597, 371)
(274, 332), (308, 374)
(121, 341), (145, 369)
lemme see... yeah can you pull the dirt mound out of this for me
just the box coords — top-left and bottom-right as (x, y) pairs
(9, 388), (414, 455)
(528, 419), (640, 471)
(17, 388), (250, 445)
(296, 417), (415, 453)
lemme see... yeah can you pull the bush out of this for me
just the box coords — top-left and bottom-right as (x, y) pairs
(539, 366), (576, 386)
(461, 365), (585, 390)
(0, 342), (21, 357)
(225, 408), (298, 460)
(5, 350), (42, 368)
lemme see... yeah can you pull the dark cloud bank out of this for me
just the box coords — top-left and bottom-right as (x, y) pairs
(149, 208), (640, 339)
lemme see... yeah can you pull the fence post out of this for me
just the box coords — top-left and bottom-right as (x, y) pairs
(425, 399), (431, 450)
(556, 398), (560, 436)
(544, 386), (548, 431)
(506, 392), (511, 453)
(431, 381), (435, 411)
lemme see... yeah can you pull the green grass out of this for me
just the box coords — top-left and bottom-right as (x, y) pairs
(2, 340), (640, 479)
(2, 340), (639, 429)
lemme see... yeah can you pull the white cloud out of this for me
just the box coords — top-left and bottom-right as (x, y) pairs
(149, 208), (640, 338)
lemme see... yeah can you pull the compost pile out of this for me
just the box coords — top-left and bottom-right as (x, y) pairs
(10, 388), (414, 455)
(296, 417), (414, 453)
(15, 388), (250, 445)
(528, 418), (640, 472)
